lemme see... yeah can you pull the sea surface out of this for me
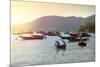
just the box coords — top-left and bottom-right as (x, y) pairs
(11, 33), (95, 67)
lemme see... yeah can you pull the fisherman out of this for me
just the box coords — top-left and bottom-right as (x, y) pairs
(55, 37), (63, 45)
(55, 38), (66, 50)
(59, 39), (65, 46)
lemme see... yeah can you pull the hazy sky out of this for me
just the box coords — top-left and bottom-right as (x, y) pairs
(11, 1), (95, 24)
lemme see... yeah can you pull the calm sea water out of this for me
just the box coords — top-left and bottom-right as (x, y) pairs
(11, 33), (95, 67)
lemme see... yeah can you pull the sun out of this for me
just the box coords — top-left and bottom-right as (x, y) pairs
(11, 16), (22, 24)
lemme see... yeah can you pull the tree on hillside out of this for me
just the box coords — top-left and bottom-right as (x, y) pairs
(78, 21), (95, 33)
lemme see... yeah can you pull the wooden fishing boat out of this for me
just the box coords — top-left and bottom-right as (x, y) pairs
(19, 34), (44, 40)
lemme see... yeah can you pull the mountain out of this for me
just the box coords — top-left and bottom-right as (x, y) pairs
(78, 15), (95, 32)
(11, 15), (95, 33)
(85, 14), (95, 22)
(30, 16), (84, 32)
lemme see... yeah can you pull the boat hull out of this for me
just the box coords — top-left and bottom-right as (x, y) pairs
(78, 42), (86, 48)
(19, 36), (44, 40)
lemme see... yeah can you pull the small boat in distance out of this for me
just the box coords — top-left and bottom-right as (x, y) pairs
(59, 32), (90, 42)
(18, 34), (44, 40)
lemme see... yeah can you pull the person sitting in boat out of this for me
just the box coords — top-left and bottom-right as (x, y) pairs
(55, 39), (66, 49)
(59, 39), (65, 46)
